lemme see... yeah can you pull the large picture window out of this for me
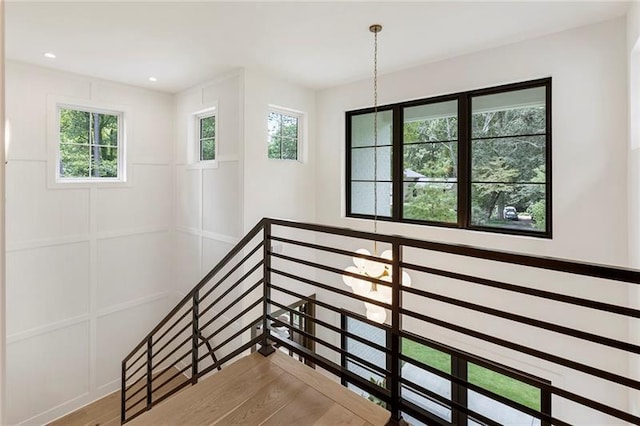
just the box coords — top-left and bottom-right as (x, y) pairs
(346, 78), (551, 237)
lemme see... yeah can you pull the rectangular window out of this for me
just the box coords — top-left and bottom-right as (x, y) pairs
(198, 113), (216, 161)
(58, 106), (122, 180)
(340, 317), (551, 426)
(346, 78), (551, 238)
(268, 108), (302, 160)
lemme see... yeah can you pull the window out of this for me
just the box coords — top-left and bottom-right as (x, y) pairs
(197, 112), (216, 161)
(268, 108), (302, 160)
(346, 78), (551, 237)
(340, 315), (551, 425)
(58, 106), (123, 180)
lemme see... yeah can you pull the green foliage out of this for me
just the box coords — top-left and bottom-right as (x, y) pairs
(403, 185), (456, 223)
(366, 377), (387, 407)
(199, 116), (216, 161)
(59, 108), (119, 178)
(527, 200), (546, 231)
(402, 338), (541, 411)
(400, 102), (547, 231)
(268, 112), (298, 160)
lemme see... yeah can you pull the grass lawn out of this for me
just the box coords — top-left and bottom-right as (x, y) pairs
(402, 339), (541, 411)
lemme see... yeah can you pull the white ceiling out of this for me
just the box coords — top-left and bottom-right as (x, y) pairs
(5, 1), (630, 93)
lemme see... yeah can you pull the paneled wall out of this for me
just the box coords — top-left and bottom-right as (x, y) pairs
(173, 72), (244, 296)
(5, 62), (175, 425)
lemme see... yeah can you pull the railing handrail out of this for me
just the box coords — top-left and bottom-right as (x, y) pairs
(122, 218), (266, 363)
(266, 217), (640, 283)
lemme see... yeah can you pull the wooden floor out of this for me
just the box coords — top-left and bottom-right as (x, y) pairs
(49, 350), (389, 426)
(128, 350), (389, 425)
(48, 367), (190, 426)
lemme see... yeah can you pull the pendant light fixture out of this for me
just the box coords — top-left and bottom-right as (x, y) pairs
(342, 24), (411, 324)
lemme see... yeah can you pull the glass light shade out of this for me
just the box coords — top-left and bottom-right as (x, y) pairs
(366, 305), (386, 323)
(351, 278), (371, 297)
(378, 276), (392, 302)
(402, 270), (412, 287)
(353, 248), (371, 271)
(342, 266), (359, 287)
(364, 258), (385, 278)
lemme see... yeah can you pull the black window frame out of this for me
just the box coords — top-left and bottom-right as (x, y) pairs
(345, 78), (552, 239)
(340, 314), (552, 426)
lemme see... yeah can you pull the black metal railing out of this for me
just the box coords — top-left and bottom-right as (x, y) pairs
(122, 218), (640, 425)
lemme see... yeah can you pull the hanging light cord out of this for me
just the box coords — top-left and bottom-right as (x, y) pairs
(371, 24), (381, 255)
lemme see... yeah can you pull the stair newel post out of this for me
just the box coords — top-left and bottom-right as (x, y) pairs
(146, 338), (152, 410)
(259, 220), (275, 356)
(121, 360), (126, 423)
(386, 241), (403, 425)
(192, 289), (200, 383)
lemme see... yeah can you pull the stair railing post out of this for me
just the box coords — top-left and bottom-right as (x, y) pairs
(146, 338), (152, 410)
(121, 360), (126, 422)
(259, 219), (275, 356)
(386, 240), (403, 425)
(192, 289), (200, 383)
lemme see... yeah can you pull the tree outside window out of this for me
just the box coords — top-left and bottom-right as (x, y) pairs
(268, 109), (301, 160)
(59, 107), (120, 179)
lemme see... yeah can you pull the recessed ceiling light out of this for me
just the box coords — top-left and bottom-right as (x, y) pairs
(148, 76), (157, 82)
(43, 52), (56, 59)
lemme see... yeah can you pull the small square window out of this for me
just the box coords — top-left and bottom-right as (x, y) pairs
(198, 113), (216, 161)
(268, 108), (302, 160)
(58, 106), (122, 181)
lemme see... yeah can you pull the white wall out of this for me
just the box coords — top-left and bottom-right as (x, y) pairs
(318, 18), (627, 266)
(5, 62), (176, 425)
(243, 68), (316, 230)
(316, 18), (631, 423)
(0, 2), (6, 423)
(627, 2), (640, 415)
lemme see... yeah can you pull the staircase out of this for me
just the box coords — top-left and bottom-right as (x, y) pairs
(121, 218), (640, 425)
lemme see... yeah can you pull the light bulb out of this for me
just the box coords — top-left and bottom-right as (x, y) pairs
(353, 248), (371, 271)
(342, 266), (359, 287)
(381, 249), (392, 271)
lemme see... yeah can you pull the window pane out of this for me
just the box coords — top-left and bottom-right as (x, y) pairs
(468, 363), (541, 411)
(281, 115), (298, 139)
(351, 110), (393, 147)
(282, 137), (297, 160)
(201, 138), (215, 161)
(468, 390), (541, 426)
(200, 116), (215, 139)
(352, 146), (392, 181)
(98, 113), (119, 146)
(268, 135), (281, 159)
(402, 338), (451, 374)
(471, 183), (546, 232)
(267, 112), (281, 137)
(60, 109), (90, 144)
(404, 100), (458, 143)
(404, 142), (457, 180)
(472, 136), (545, 183)
(403, 183), (457, 223)
(401, 339), (452, 421)
(471, 87), (546, 139)
(344, 317), (387, 407)
(91, 146), (118, 178)
(351, 181), (392, 217)
(60, 144), (90, 178)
